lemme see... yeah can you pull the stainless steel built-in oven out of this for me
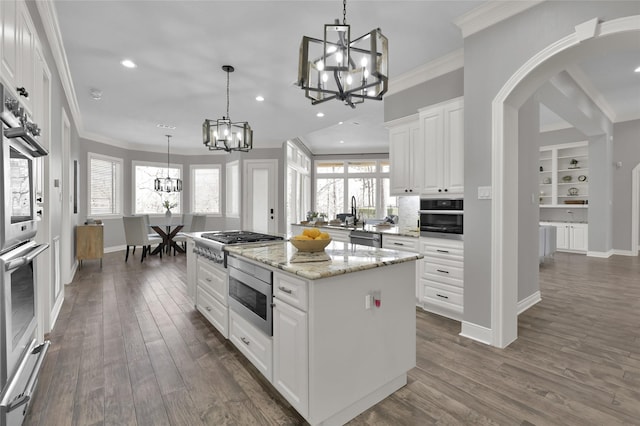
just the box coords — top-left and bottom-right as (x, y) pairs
(227, 255), (273, 336)
(1, 84), (48, 254)
(0, 240), (49, 426)
(419, 198), (463, 239)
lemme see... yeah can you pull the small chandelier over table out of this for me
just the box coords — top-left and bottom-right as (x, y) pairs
(154, 134), (182, 192)
(297, 0), (388, 108)
(203, 65), (253, 152)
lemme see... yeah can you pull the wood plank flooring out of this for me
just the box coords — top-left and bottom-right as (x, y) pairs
(24, 251), (639, 425)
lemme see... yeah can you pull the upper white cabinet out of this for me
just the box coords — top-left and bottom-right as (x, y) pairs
(419, 97), (464, 197)
(539, 141), (589, 208)
(388, 115), (421, 195)
(1, 0), (36, 113)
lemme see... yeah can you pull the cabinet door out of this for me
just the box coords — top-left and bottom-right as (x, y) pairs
(389, 124), (413, 194)
(554, 223), (569, 250)
(272, 300), (308, 417)
(443, 100), (464, 195)
(419, 108), (443, 195)
(17, 2), (35, 113)
(570, 224), (588, 252)
(1, 0), (18, 86)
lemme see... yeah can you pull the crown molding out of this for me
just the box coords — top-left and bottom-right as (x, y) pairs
(454, 0), (545, 39)
(565, 64), (617, 123)
(386, 49), (464, 96)
(35, 0), (83, 130)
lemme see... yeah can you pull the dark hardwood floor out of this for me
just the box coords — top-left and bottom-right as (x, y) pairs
(24, 250), (639, 425)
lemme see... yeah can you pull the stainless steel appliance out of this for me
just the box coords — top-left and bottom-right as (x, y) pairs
(0, 241), (49, 426)
(193, 230), (284, 267)
(227, 255), (273, 336)
(350, 230), (382, 248)
(419, 198), (463, 240)
(1, 84), (48, 254)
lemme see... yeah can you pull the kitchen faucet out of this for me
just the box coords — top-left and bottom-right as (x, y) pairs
(351, 196), (357, 224)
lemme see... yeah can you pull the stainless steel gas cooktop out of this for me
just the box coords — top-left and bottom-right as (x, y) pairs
(200, 231), (283, 245)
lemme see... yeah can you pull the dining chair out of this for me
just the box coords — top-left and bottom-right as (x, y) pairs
(123, 216), (163, 262)
(173, 214), (207, 254)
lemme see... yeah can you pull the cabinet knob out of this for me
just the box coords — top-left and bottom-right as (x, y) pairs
(409, 189), (413, 192)
(404, 189), (408, 193)
(16, 87), (29, 98)
(438, 189), (442, 192)
(444, 189), (448, 192)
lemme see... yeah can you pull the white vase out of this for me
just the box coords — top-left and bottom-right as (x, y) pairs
(165, 209), (172, 220)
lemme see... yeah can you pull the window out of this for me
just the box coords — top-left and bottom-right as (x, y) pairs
(191, 165), (221, 215)
(226, 161), (239, 217)
(133, 161), (182, 214)
(88, 153), (122, 217)
(314, 159), (397, 220)
(286, 142), (311, 234)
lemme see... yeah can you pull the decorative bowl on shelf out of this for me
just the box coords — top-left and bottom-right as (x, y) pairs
(562, 175), (573, 182)
(578, 175), (587, 182)
(290, 238), (332, 252)
(543, 177), (552, 184)
(568, 187), (579, 196)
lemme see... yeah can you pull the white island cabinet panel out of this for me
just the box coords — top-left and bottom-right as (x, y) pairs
(229, 309), (273, 381)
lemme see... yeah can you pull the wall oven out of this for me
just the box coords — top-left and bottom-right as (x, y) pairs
(419, 198), (463, 239)
(1, 241), (50, 426)
(227, 255), (273, 336)
(1, 84), (48, 254)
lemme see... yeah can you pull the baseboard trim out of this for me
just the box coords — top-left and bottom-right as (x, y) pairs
(460, 321), (492, 345)
(517, 291), (541, 315)
(105, 245), (126, 254)
(612, 249), (638, 257)
(587, 250), (614, 258)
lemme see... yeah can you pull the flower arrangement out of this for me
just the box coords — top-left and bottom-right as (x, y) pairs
(162, 200), (177, 211)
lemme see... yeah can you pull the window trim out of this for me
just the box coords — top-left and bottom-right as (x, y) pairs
(225, 160), (240, 218)
(190, 164), (222, 216)
(87, 152), (123, 219)
(132, 159), (183, 215)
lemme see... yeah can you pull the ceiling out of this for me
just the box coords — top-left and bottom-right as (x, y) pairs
(52, 1), (640, 156)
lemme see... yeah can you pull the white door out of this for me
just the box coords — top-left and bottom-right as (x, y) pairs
(244, 159), (278, 234)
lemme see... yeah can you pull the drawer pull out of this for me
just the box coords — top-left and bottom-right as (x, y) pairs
(436, 269), (449, 274)
(393, 242), (404, 246)
(278, 286), (293, 294)
(205, 278), (212, 282)
(436, 293), (449, 299)
(205, 306), (212, 312)
(240, 337), (250, 345)
(436, 249), (449, 253)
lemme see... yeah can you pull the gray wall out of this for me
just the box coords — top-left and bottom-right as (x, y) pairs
(612, 119), (640, 251)
(384, 68), (464, 122)
(461, 1), (638, 328)
(78, 138), (284, 248)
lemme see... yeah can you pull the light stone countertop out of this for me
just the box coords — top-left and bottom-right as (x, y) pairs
(224, 240), (422, 280)
(292, 223), (420, 238)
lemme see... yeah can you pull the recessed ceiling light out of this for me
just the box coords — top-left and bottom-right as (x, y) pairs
(157, 123), (176, 130)
(635, 65), (640, 73)
(338, 121), (344, 125)
(256, 95), (264, 102)
(121, 59), (137, 68)
(339, 140), (345, 144)
(317, 112), (324, 118)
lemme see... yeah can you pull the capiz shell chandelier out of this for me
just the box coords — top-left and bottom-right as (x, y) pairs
(297, 0), (388, 108)
(203, 65), (253, 152)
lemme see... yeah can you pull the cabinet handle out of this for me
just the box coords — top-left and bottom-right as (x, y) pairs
(438, 189), (442, 192)
(444, 189), (448, 192)
(240, 337), (250, 345)
(436, 269), (449, 274)
(205, 278), (212, 282)
(278, 286), (293, 294)
(436, 249), (449, 253)
(205, 306), (212, 312)
(393, 242), (404, 246)
(436, 293), (449, 299)
(409, 189), (413, 192)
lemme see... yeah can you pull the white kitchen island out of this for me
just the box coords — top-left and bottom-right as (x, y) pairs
(223, 241), (420, 426)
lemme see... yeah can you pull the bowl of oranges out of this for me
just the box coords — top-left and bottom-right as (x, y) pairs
(290, 228), (332, 252)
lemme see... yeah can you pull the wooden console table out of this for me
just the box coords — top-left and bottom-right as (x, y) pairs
(76, 224), (104, 267)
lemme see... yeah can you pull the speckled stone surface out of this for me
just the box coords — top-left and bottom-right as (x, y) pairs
(224, 241), (422, 280)
(292, 223), (420, 238)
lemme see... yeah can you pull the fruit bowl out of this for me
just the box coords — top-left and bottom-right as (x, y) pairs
(290, 238), (332, 252)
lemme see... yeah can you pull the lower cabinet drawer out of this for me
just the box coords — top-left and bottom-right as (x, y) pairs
(420, 259), (463, 281)
(196, 287), (228, 338)
(420, 280), (463, 315)
(229, 309), (273, 381)
(197, 258), (227, 302)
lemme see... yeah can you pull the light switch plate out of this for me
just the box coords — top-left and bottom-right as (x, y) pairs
(478, 186), (492, 200)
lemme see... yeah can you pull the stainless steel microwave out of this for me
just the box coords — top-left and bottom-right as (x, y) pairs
(419, 199), (463, 239)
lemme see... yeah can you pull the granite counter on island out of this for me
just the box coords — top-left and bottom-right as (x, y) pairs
(224, 240), (421, 280)
(222, 240), (419, 426)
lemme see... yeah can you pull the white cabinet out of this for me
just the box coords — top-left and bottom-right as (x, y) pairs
(539, 141), (589, 208)
(547, 222), (588, 253)
(419, 98), (464, 197)
(417, 237), (464, 320)
(388, 116), (421, 195)
(1, 0), (36, 113)
(382, 234), (419, 252)
(195, 256), (229, 337)
(229, 309), (273, 381)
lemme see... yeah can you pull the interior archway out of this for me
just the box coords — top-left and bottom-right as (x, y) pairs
(490, 15), (640, 348)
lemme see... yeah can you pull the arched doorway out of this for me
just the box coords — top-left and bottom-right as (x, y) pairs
(491, 15), (640, 348)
